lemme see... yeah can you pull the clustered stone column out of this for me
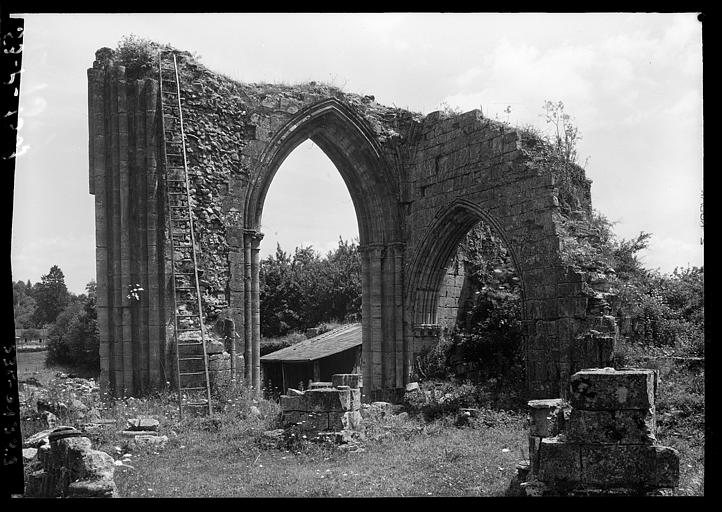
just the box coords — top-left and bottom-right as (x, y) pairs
(88, 50), (165, 396)
(278, 374), (363, 440)
(358, 243), (406, 401)
(523, 368), (679, 496)
(242, 229), (263, 395)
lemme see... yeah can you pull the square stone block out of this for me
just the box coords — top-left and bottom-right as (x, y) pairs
(280, 394), (307, 412)
(567, 408), (656, 444)
(581, 444), (679, 489)
(305, 388), (351, 412)
(570, 368), (655, 410)
(537, 438), (582, 484)
(527, 399), (566, 437)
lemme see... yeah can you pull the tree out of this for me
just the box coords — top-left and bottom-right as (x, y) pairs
(46, 281), (99, 371)
(31, 265), (70, 326)
(259, 238), (362, 338)
(13, 280), (37, 328)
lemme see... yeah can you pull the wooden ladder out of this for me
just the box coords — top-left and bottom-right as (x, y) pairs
(158, 50), (213, 419)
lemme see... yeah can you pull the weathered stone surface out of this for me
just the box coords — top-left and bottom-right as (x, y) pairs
(298, 412), (328, 431)
(528, 399), (566, 437)
(529, 435), (543, 475)
(349, 388), (361, 411)
(208, 352), (231, 370)
(309, 381), (333, 389)
(567, 408), (656, 444)
(569, 368), (655, 410)
(580, 444), (679, 488)
(328, 410), (363, 431)
(205, 340), (225, 355)
(405, 382), (420, 392)
(332, 374), (362, 389)
(280, 394), (307, 411)
(305, 388), (351, 412)
(537, 438), (581, 484)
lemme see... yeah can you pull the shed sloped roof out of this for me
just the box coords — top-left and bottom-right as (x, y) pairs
(260, 323), (361, 362)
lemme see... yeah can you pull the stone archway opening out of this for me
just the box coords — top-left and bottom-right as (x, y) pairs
(407, 200), (526, 396)
(242, 98), (404, 399)
(256, 138), (361, 394)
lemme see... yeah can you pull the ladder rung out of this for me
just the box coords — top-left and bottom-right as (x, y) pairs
(178, 342), (202, 346)
(184, 401), (210, 407)
(179, 356), (204, 361)
(177, 327), (201, 331)
(180, 371), (207, 376)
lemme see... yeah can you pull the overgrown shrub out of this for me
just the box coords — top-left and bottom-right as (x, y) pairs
(115, 34), (161, 80)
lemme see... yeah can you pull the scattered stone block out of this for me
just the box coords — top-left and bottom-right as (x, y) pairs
(568, 408), (656, 444)
(126, 418), (160, 432)
(405, 382), (420, 392)
(131, 435), (169, 450)
(120, 430), (159, 437)
(569, 368), (655, 410)
(287, 388), (304, 397)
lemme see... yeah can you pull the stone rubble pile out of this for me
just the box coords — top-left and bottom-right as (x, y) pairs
(23, 426), (117, 497)
(277, 374), (364, 442)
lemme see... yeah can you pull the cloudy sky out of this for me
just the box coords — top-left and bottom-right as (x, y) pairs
(11, 13), (703, 294)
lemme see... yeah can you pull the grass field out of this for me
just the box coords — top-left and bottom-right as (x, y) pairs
(15, 348), (704, 497)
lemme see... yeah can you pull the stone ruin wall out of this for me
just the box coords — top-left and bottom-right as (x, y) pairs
(89, 46), (617, 400)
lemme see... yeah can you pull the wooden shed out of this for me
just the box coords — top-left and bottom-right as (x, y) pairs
(261, 323), (362, 396)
